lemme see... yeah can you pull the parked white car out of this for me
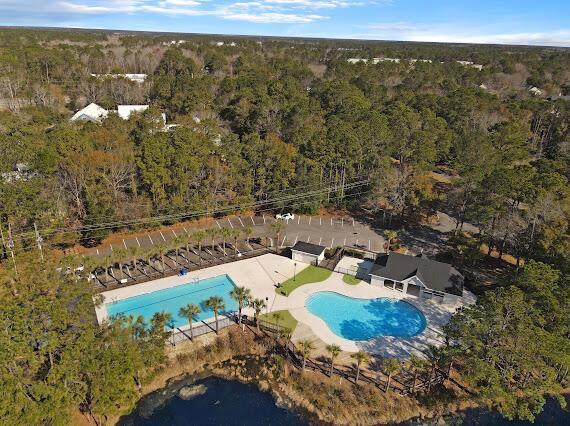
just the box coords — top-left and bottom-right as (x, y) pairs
(275, 213), (295, 220)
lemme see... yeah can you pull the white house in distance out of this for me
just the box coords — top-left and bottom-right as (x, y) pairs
(70, 103), (108, 122)
(117, 104), (149, 120)
(291, 241), (326, 265)
(369, 252), (464, 304)
(90, 73), (147, 84)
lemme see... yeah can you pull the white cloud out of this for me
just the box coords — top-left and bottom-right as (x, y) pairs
(352, 23), (570, 47)
(221, 12), (325, 23)
(34, 0), (352, 23)
(366, 22), (419, 32)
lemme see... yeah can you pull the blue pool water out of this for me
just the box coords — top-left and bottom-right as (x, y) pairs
(306, 292), (426, 340)
(105, 274), (238, 327)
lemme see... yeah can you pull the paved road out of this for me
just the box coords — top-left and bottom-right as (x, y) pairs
(88, 214), (386, 258)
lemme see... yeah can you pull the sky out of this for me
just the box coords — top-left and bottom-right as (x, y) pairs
(0, 0), (569, 47)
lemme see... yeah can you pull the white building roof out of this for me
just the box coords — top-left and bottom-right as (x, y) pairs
(117, 105), (149, 120)
(71, 103), (108, 122)
(91, 73), (147, 83)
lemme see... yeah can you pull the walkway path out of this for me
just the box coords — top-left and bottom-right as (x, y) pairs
(287, 272), (472, 358)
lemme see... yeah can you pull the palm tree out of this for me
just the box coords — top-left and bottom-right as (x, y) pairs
(351, 351), (370, 384)
(171, 234), (186, 265)
(407, 354), (425, 394)
(150, 311), (172, 338)
(272, 311), (283, 334)
(244, 226), (254, 245)
(193, 230), (206, 264)
(128, 245), (141, 274)
(205, 296), (225, 334)
(231, 228), (241, 256)
(206, 227), (219, 255)
(220, 227), (231, 255)
(425, 345), (444, 391)
(271, 221), (286, 251)
(298, 340), (315, 372)
(326, 344), (342, 377)
(113, 248), (127, 276)
(382, 358), (401, 392)
(156, 243), (168, 273)
(100, 254), (112, 284)
(230, 286), (251, 324)
(251, 298), (266, 330)
(179, 303), (201, 340)
(383, 230), (398, 253)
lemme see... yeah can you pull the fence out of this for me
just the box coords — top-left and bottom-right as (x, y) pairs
(248, 323), (447, 396)
(169, 314), (236, 345)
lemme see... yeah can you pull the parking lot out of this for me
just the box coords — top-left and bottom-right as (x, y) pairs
(86, 214), (386, 290)
(90, 214), (385, 258)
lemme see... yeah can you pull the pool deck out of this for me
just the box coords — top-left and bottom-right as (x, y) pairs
(285, 273), (475, 358)
(94, 253), (475, 359)
(94, 253), (308, 324)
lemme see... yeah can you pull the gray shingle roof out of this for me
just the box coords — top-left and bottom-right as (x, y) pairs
(291, 241), (326, 256)
(369, 252), (463, 295)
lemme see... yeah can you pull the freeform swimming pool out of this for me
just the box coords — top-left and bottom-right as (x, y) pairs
(306, 292), (426, 341)
(105, 274), (238, 328)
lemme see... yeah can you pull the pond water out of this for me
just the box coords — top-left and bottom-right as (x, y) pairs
(120, 375), (568, 426)
(117, 376), (308, 426)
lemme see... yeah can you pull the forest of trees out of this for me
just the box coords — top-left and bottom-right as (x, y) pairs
(0, 28), (568, 423)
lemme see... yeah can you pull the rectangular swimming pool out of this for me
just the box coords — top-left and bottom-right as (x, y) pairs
(105, 274), (238, 328)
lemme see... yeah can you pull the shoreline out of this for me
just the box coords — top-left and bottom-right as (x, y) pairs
(107, 327), (473, 425)
(96, 326), (567, 426)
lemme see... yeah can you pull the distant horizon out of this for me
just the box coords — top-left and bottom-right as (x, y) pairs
(2, 25), (570, 50)
(1, 1), (569, 47)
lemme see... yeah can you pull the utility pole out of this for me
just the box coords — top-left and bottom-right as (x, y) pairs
(7, 223), (17, 277)
(0, 222), (6, 261)
(34, 222), (44, 262)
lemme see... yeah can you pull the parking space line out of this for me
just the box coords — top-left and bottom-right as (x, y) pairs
(294, 235), (298, 245)
(369, 239), (371, 250)
(227, 218), (233, 229)
(341, 218), (343, 227)
(250, 216), (255, 225)
(160, 231), (166, 242)
(263, 215), (266, 224)
(216, 220), (221, 229)
(352, 218), (355, 226)
(319, 217), (322, 226)
(281, 236), (286, 247)
(135, 237), (140, 247)
(355, 238), (359, 246)
(331, 218), (333, 226)
(183, 227), (188, 234)
(238, 217), (245, 227)
(96, 248), (100, 256)
(318, 237), (322, 245)
(297, 216), (300, 224)
(172, 229), (177, 237)
(308, 216), (311, 225)
(148, 234), (154, 244)
(110, 244), (114, 252)
(123, 239), (128, 250)
(331, 238), (334, 247)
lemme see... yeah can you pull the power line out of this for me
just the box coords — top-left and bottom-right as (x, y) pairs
(10, 176), (370, 242)
(9, 186), (370, 257)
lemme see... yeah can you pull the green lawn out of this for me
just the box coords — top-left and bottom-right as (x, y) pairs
(343, 274), (361, 285)
(275, 265), (332, 296)
(259, 310), (298, 332)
